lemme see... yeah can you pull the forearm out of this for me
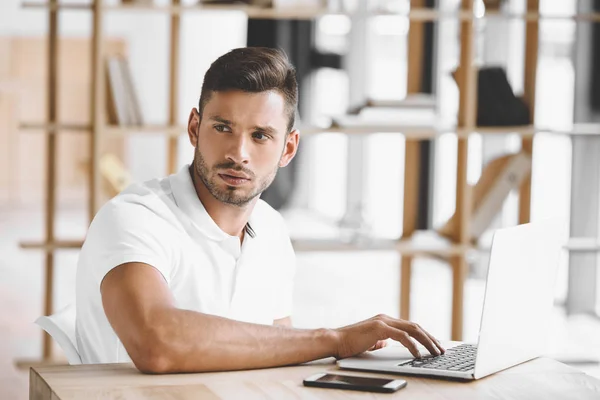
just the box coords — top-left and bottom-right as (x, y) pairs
(138, 307), (338, 373)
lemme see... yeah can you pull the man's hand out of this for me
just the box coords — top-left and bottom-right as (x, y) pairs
(333, 314), (445, 359)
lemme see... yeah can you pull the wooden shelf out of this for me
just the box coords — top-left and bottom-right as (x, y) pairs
(301, 122), (443, 139)
(18, 234), (468, 256)
(364, 95), (437, 110)
(14, 236), (486, 256)
(19, 233), (470, 257)
(292, 230), (473, 257)
(301, 122), (546, 138)
(20, 122), (91, 132)
(462, 125), (537, 137)
(565, 238), (600, 253)
(19, 123), (187, 136)
(16, 121), (523, 138)
(20, 240), (84, 251)
(104, 124), (187, 137)
(408, 9), (600, 22)
(292, 237), (397, 252)
(21, 3), (600, 22)
(396, 234), (471, 257)
(485, 10), (600, 23)
(303, 122), (600, 138)
(22, 1), (90, 11)
(292, 238), (469, 256)
(20, 121), (596, 139)
(509, 123), (600, 137)
(554, 123), (600, 136)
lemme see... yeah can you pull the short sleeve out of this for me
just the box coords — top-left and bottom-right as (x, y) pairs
(271, 225), (297, 321)
(80, 192), (177, 286)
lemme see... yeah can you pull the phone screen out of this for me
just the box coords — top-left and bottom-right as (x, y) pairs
(314, 374), (395, 387)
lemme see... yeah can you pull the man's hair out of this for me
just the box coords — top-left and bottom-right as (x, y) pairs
(198, 47), (298, 132)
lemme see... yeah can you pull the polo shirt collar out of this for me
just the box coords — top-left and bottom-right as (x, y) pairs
(170, 165), (231, 242)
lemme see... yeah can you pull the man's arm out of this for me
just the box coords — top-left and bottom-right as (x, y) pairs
(273, 317), (292, 327)
(101, 262), (445, 374)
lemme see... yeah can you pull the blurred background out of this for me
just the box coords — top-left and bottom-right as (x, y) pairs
(1, 0), (600, 398)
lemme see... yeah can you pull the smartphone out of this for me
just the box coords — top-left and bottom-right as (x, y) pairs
(303, 372), (407, 393)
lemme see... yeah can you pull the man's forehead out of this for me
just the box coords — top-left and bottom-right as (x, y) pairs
(203, 90), (287, 128)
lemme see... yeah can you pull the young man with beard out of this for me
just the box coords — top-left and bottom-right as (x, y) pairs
(75, 47), (445, 373)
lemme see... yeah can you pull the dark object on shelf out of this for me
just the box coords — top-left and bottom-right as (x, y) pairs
(482, 0), (505, 11)
(475, 67), (531, 126)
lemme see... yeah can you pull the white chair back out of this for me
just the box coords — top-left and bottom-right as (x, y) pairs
(35, 303), (82, 365)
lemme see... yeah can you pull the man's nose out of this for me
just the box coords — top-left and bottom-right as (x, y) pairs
(225, 134), (250, 165)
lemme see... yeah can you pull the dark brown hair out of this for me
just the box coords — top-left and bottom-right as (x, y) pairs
(198, 47), (298, 132)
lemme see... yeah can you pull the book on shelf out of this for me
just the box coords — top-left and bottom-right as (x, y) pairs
(120, 57), (143, 126)
(105, 55), (143, 126)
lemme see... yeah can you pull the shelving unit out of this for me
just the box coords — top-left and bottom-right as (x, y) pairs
(18, 0), (600, 365)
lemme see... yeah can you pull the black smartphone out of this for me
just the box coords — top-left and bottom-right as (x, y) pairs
(303, 372), (407, 393)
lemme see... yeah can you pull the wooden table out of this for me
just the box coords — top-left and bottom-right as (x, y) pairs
(30, 357), (600, 399)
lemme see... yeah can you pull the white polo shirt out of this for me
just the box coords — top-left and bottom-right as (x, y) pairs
(75, 165), (296, 364)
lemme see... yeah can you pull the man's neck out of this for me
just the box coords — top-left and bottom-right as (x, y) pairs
(189, 166), (256, 240)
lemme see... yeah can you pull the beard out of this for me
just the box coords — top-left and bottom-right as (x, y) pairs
(193, 146), (279, 207)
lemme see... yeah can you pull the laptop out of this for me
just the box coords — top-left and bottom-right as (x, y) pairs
(338, 219), (565, 380)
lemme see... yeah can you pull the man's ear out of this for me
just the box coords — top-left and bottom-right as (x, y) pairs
(279, 129), (300, 168)
(187, 108), (200, 147)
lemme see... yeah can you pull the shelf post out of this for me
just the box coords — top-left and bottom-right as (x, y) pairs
(90, 0), (105, 220)
(41, 0), (60, 361)
(519, 0), (539, 225)
(400, 0), (427, 321)
(168, 0), (181, 175)
(400, 140), (420, 320)
(451, 0), (477, 341)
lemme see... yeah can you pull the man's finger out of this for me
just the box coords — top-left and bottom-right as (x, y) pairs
(385, 319), (439, 357)
(385, 326), (421, 358)
(409, 325), (441, 356)
(424, 330), (446, 355)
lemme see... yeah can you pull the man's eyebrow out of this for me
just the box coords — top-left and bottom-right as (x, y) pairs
(208, 116), (278, 135)
(253, 125), (278, 135)
(209, 116), (234, 125)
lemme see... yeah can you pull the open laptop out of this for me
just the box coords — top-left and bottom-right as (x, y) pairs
(338, 219), (565, 380)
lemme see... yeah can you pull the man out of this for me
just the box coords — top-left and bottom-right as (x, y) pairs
(75, 47), (445, 373)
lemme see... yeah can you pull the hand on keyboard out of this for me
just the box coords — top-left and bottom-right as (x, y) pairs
(333, 314), (446, 360)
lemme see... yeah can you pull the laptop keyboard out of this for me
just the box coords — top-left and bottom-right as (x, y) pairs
(398, 344), (477, 372)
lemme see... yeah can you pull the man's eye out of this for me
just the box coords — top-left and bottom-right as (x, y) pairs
(214, 125), (231, 132)
(253, 132), (269, 141)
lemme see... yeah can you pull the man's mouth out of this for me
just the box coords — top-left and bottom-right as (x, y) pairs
(218, 173), (250, 186)
(221, 169), (250, 180)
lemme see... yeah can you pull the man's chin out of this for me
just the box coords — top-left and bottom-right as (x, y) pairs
(214, 190), (257, 207)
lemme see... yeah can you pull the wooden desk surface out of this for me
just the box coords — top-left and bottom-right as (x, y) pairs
(30, 357), (600, 399)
